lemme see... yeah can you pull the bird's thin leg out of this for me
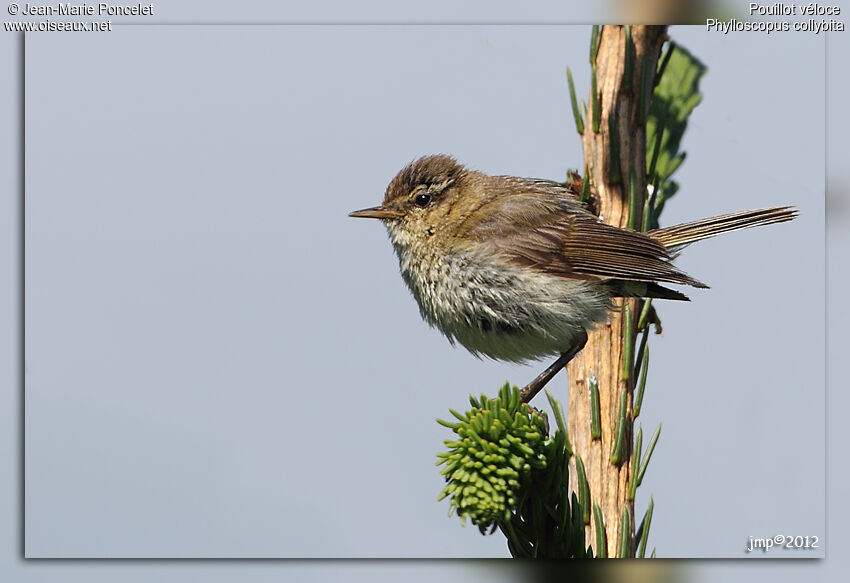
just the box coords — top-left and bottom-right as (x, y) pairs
(520, 329), (588, 404)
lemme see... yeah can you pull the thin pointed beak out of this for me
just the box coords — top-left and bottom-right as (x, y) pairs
(348, 206), (405, 219)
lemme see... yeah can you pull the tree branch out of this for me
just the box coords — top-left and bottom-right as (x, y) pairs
(567, 25), (667, 558)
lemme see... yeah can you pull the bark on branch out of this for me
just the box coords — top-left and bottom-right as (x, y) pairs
(567, 25), (667, 558)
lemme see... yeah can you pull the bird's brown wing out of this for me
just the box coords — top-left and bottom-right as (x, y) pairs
(463, 187), (706, 290)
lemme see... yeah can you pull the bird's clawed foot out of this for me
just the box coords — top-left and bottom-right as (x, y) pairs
(519, 329), (589, 404)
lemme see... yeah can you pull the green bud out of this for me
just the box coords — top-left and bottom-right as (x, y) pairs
(436, 384), (550, 530)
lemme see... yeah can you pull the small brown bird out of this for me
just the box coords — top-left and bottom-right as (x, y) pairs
(350, 155), (796, 399)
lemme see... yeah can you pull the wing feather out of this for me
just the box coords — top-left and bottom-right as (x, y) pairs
(464, 180), (706, 289)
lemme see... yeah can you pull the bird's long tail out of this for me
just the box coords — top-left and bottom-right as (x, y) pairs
(649, 206), (797, 250)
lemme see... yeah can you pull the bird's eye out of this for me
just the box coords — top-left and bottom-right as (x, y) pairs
(413, 193), (432, 208)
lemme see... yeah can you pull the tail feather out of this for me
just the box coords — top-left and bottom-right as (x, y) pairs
(649, 206), (797, 250)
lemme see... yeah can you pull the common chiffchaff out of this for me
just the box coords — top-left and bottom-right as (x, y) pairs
(350, 155), (796, 397)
